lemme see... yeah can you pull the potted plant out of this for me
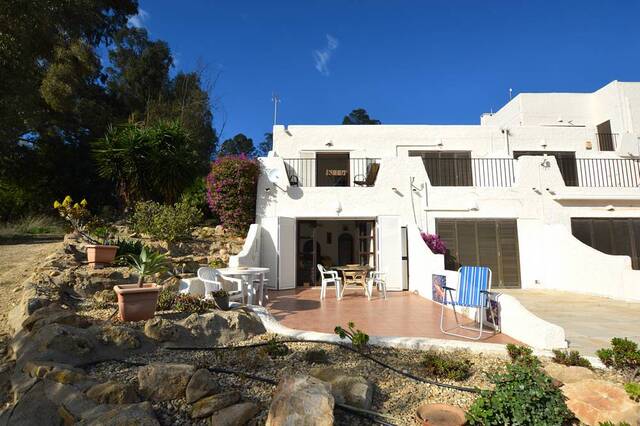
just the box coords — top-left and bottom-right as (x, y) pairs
(114, 247), (168, 321)
(85, 218), (118, 268)
(54, 195), (117, 268)
(210, 289), (230, 311)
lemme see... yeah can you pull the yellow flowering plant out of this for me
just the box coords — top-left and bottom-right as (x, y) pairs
(53, 195), (100, 244)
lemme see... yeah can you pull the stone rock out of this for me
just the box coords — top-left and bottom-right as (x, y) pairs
(58, 405), (77, 426)
(22, 304), (90, 332)
(186, 368), (219, 403)
(138, 363), (195, 401)
(42, 380), (100, 419)
(93, 289), (117, 304)
(415, 403), (466, 426)
(266, 374), (334, 426)
(44, 366), (88, 384)
(0, 381), (59, 425)
(215, 225), (225, 235)
(544, 363), (596, 384)
(562, 379), (640, 425)
(144, 317), (180, 342)
(303, 349), (330, 364)
(310, 367), (373, 409)
(174, 310), (266, 347)
(86, 381), (140, 404)
(191, 391), (241, 419)
(209, 402), (259, 426)
(23, 361), (77, 379)
(99, 325), (141, 349)
(78, 401), (160, 426)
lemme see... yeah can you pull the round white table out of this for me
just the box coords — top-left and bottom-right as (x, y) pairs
(217, 267), (270, 306)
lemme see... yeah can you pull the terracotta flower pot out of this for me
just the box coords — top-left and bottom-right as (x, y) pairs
(86, 244), (118, 268)
(114, 283), (160, 321)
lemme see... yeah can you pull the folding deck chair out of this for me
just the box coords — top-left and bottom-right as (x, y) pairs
(439, 266), (498, 340)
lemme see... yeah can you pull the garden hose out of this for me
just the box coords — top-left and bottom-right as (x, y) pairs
(163, 338), (482, 393)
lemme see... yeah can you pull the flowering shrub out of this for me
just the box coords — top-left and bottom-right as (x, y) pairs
(421, 232), (447, 255)
(206, 155), (260, 234)
(53, 195), (103, 243)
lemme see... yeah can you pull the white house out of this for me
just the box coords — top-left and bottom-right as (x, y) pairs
(239, 81), (640, 304)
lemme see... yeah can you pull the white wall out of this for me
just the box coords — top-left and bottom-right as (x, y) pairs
(229, 224), (261, 267)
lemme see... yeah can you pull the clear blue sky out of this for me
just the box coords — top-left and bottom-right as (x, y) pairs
(134, 0), (640, 145)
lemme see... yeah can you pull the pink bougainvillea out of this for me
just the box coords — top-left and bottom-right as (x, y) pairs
(206, 155), (260, 233)
(421, 232), (447, 255)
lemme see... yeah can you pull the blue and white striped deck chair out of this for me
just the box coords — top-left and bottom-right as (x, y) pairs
(439, 266), (498, 340)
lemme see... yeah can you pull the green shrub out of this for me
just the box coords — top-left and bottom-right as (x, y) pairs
(262, 338), (290, 358)
(506, 343), (540, 368)
(303, 349), (329, 364)
(334, 322), (369, 351)
(173, 294), (215, 314)
(597, 338), (640, 380)
(180, 177), (216, 220)
(205, 155), (260, 233)
(552, 349), (592, 369)
(0, 214), (65, 237)
(624, 382), (640, 402)
(209, 257), (227, 268)
(421, 350), (473, 381)
(466, 362), (574, 425)
(132, 200), (202, 242)
(115, 239), (147, 265)
(599, 422), (631, 426)
(156, 288), (178, 311)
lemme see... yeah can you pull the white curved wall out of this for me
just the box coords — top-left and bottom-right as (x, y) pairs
(229, 224), (261, 267)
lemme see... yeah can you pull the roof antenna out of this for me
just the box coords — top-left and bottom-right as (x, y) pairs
(509, 88), (513, 100)
(271, 92), (281, 126)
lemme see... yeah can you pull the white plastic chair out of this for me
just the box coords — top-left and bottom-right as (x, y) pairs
(317, 264), (342, 300)
(197, 267), (244, 303)
(367, 270), (387, 300)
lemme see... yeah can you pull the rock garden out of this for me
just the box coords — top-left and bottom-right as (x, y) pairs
(0, 198), (638, 425)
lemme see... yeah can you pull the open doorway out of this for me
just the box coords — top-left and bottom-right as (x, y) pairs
(296, 219), (376, 287)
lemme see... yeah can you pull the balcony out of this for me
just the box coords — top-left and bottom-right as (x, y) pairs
(283, 158), (381, 187)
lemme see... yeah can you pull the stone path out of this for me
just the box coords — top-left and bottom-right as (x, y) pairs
(502, 289), (640, 356)
(0, 240), (62, 339)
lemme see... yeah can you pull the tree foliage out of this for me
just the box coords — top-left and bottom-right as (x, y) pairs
(218, 133), (255, 157)
(0, 0), (217, 219)
(342, 108), (381, 125)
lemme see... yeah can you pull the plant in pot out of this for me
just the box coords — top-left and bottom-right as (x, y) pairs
(54, 195), (118, 268)
(85, 217), (118, 268)
(210, 289), (230, 311)
(114, 247), (168, 321)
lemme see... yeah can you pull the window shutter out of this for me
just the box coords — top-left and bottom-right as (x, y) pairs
(497, 221), (521, 288)
(477, 221), (500, 285)
(456, 222), (478, 266)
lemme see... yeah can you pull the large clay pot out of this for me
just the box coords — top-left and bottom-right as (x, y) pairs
(415, 403), (466, 426)
(86, 244), (118, 268)
(114, 283), (160, 321)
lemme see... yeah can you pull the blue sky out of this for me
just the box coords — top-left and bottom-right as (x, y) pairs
(132, 0), (640, 145)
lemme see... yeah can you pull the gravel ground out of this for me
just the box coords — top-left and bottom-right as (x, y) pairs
(87, 333), (514, 426)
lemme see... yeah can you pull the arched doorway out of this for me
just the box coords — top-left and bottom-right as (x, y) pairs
(338, 233), (354, 265)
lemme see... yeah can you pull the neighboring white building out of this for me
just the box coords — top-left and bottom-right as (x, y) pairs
(245, 81), (640, 302)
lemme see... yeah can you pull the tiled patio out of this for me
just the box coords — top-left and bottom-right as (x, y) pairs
(266, 288), (518, 344)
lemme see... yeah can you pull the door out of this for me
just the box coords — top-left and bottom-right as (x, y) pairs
(513, 151), (578, 186)
(571, 218), (640, 269)
(338, 233), (354, 265)
(596, 120), (615, 151)
(377, 216), (403, 291)
(436, 219), (521, 288)
(316, 153), (350, 187)
(277, 217), (296, 289)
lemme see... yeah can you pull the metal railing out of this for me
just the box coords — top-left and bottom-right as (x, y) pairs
(283, 158), (381, 187)
(419, 158), (517, 187)
(595, 133), (618, 151)
(574, 158), (640, 187)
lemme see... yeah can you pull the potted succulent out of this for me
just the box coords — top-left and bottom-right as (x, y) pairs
(54, 195), (117, 268)
(114, 247), (168, 321)
(210, 289), (230, 311)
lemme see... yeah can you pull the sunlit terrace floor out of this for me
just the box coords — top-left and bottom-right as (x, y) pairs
(265, 288), (518, 344)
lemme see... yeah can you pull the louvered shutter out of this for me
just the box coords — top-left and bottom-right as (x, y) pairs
(477, 221), (500, 285)
(497, 220), (521, 288)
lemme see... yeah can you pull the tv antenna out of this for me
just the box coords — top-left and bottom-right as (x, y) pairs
(272, 93), (281, 126)
(509, 88), (513, 100)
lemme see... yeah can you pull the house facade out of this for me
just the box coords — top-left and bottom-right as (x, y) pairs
(248, 81), (640, 302)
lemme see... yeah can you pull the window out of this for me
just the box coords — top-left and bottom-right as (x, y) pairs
(513, 151), (578, 186)
(316, 153), (350, 187)
(436, 219), (521, 288)
(409, 151), (472, 186)
(571, 218), (640, 269)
